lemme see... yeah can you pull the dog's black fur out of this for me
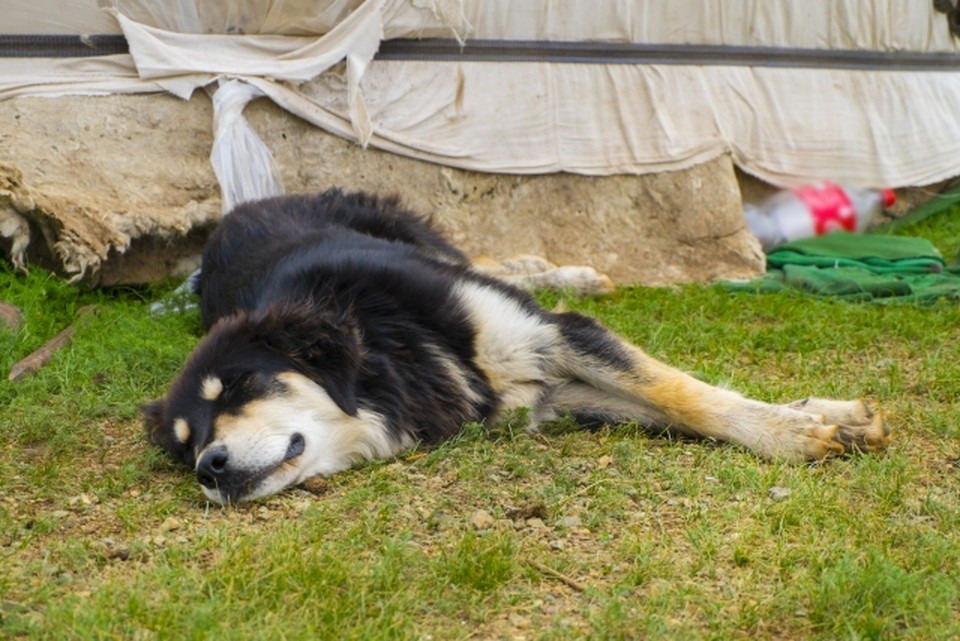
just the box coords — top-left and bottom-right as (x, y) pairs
(146, 189), (891, 504)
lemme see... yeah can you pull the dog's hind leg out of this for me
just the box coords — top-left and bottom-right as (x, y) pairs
(548, 312), (891, 461)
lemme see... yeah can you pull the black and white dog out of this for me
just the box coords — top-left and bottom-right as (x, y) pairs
(144, 189), (892, 504)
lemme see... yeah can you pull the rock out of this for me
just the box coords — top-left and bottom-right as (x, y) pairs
(0, 302), (23, 331)
(768, 486), (791, 501)
(469, 509), (496, 531)
(0, 94), (763, 287)
(508, 614), (532, 629)
(105, 545), (131, 561)
(595, 455), (614, 469)
(258, 104), (763, 287)
(290, 499), (313, 514)
(558, 515), (582, 529)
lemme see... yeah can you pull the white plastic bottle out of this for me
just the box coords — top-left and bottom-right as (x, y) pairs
(744, 182), (896, 252)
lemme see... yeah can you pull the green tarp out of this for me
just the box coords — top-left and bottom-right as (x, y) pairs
(725, 232), (960, 303)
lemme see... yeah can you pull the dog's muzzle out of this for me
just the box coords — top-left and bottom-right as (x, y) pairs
(195, 433), (306, 503)
(196, 445), (229, 491)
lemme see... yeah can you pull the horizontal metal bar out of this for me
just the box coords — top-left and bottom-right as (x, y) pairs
(2, 34), (958, 72)
(376, 39), (960, 72)
(0, 34), (128, 58)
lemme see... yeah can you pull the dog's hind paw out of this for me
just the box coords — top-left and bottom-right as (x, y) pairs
(787, 398), (892, 455)
(796, 421), (846, 459)
(835, 409), (892, 454)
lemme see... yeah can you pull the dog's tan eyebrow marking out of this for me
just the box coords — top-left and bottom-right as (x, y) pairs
(173, 417), (191, 444)
(201, 376), (224, 401)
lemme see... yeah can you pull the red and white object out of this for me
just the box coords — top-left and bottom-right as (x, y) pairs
(744, 182), (896, 251)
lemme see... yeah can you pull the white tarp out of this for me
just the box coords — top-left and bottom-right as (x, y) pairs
(2, 0), (960, 188)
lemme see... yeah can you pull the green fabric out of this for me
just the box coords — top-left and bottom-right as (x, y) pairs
(725, 232), (960, 304)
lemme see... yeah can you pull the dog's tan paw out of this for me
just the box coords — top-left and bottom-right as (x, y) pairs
(787, 398), (892, 456)
(835, 410), (892, 454)
(798, 422), (845, 460)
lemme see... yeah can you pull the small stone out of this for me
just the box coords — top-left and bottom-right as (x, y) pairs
(509, 614), (532, 629)
(106, 546), (131, 561)
(525, 517), (547, 530)
(550, 539), (566, 550)
(2, 600), (24, 614)
(768, 486), (791, 501)
(596, 455), (614, 469)
(558, 515), (582, 529)
(469, 509), (495, 530)
(160, 517), (182, 532)
(469, 509), (496, 531)
(291, 499), (312, 514)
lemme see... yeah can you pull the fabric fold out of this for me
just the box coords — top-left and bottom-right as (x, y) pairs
(725, 232), (960, 304)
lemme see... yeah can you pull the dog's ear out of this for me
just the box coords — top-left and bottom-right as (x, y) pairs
(252, 303), (362, 417)
(142, 399), (168, 446)
(312, 356), (359, 417)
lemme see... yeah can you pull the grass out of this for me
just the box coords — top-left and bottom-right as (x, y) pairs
(1, 211), (960, 640)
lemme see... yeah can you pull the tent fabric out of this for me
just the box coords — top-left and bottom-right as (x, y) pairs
(7, 1), (959, 51)
(1, 1), (960, 187)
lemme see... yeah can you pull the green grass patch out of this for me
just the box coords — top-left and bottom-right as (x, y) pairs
(2, 209), (960, 639)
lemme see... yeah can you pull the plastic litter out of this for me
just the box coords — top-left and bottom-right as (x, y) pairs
(744, 182), (895, 252)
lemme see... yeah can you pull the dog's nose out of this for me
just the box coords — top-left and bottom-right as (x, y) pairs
(196, 446), (229, 489)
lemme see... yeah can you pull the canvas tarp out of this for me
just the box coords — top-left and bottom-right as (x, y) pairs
(2, 0), (959, 189)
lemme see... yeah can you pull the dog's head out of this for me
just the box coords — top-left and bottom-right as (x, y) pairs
(144, 302), (375, 504)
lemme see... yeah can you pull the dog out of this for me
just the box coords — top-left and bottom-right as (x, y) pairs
(144, 189), (892, 505)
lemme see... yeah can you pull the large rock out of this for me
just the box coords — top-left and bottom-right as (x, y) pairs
(0, 92), (764, 287)
(0, 94), (220, 286)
